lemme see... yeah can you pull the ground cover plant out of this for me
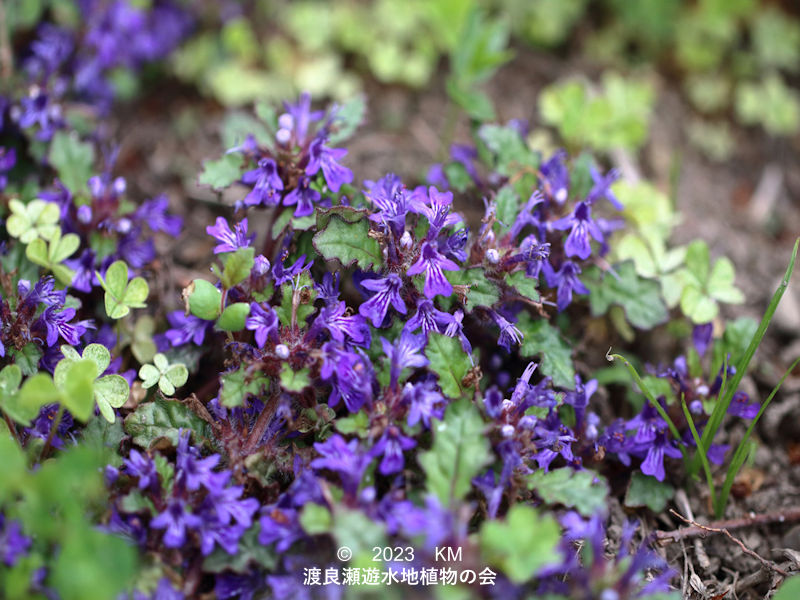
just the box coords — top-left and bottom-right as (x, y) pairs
(1, 1), (800, 599)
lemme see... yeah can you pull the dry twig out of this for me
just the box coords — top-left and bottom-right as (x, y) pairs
(667, 509), (789, 578)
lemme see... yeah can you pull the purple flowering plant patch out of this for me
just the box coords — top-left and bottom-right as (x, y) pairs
(0, 4), (800, 599)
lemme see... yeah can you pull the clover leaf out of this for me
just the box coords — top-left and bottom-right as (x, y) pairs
(54, 344), (130, 423)
(26, 229), (80, 285)
(139, 353), (189, 396)
(6, 199), (61, 243)
(96, 260), (149, 319)
(0, 364), (60, 425)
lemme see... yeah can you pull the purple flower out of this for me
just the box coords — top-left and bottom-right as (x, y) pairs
(38, 306), (92, 346)
(693, 322), (713, 357)
(365, 174), (410, 235)
(162, 310), (212, 347)
(203, 481), (259, 528)
(540, 150), (569, 204)
(176, 432), (220, 492)
(198, 519), (246, 556)
(639, 431), (682, 481)
(311, 435), (370, 497)
(64, 249), (97, 293)
(0, 147), (16, 191)
(306, 138), (353, 193)
(586, 166), (622, 209)
(245, 302), (279, 348)
(19, 276), (66, 309)
(242, 158), (284, 207)
(410, 186), (462, 238)
(491, 311), (523, 351)
(123, 449), (158, 492)
(727, 391), (760, 419)
(358, 273), (406, 327)
(282, 92), (323, 144)
(403, 380), (445, 428)
(382, 330), (428, 388)
(0, 518), (31, 567)
(518, 235), (550, 278)
(404, 298), (451, 336)
(370, 426), (417, 475)
(272, 253), (313, 286)
(543, 260), (590, 311)
(313, 300), (368, 344)
(283, 176), (320, 217)
(135, 195), (182, 236)
(150, 499), (203, 548)
(206, 217), (254, 254)
(551, 202), (603, 260)
(320, 342), (374, 412)
(407, 241), (459, 299)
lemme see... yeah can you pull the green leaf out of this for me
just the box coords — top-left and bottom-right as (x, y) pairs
(82, 343), (111, 376)
(80, 416), (125, 463)
(299, 503), (333, 535)
(312, 215), (382, 270)
(217, 302), (250, 331)
(506, 270), (540, 301)
(220, 247), (255, 288)
(279, 364), (310, 392)
(198, 153), (243, 190)
(708, 257), (744, 304)
(517, 314), (575, 389)
(774, 575), (800, 600)
(49, 232), (80, 263)
(494, 185), (521, 230)
(188, 279), (223, 320)
(97, 260), (149, 319)
(58, 359), (98, 422)
(425, 333), (472, 399)
(124, 399), (211, 449)
(480, 505), (560, 583)
(418, 399), (490, 505)
(478, 124), (538, 177)
(328, 95), (366, 145)
(445, 268), (499, 309)
(131, 316), (157, 364)
(624, 471), (675, 512)
(48, 131), (95, 194)
(7, 199), (61, 243)
(680, 285), (718, 323)
(331, 509), (388, 560)
(25, 230), (80, 285)
(138, 364), (160, 389)
(139, 354), (188, 397)
(527, 468), (609, 517)
(585, 262), (668, 329)
(164, 364), (189, 389)
(9, 343), (42, 376)
(203, 526), (277, 574)
(9, 373), (59, 425)
(220, 368), (265, 408)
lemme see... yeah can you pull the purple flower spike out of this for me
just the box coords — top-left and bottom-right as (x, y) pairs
(407, 241), (459, 299)
(552, 201), (604, 260)
(206, 217), (255, 254)
(540, 150), (570, 204)
(245, 302), (279, 348)
(242, 158), (284, 207)
(358, 273), (407, 327)
(283, 176), (320, 217)
(306, 137), (353, 193)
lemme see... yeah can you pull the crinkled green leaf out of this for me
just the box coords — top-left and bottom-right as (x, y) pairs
(527, 468), (609, 517)
(419, 399), (490, 504)
(48, 130), (95, 194)
(517, 313), (575, 389)
(220, 247), (255, 288)
(446, 268), (499, 309)
(584, 262), (668, 329)
(124, 399), (211, 449)
(480, 505), (560, 583)
(198, 152), (243, 190)
(425, 333), (472, 399)
(506, 270), (540, 301)
(279, 364), (310, 392)
(220, 368), (266, 408)
(312, 215), (382, 270)
(624, 471), (675, 512)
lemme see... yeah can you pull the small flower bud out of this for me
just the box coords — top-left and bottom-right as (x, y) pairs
(278, 113), (294, 130)
(501, 424), (515, 438)
(275, 344), (290, 359)
(486, 248), (500, 264)
(276, 129), (291, 145)
(399, 230), (413, 249)
(77, 205), (92, 224)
